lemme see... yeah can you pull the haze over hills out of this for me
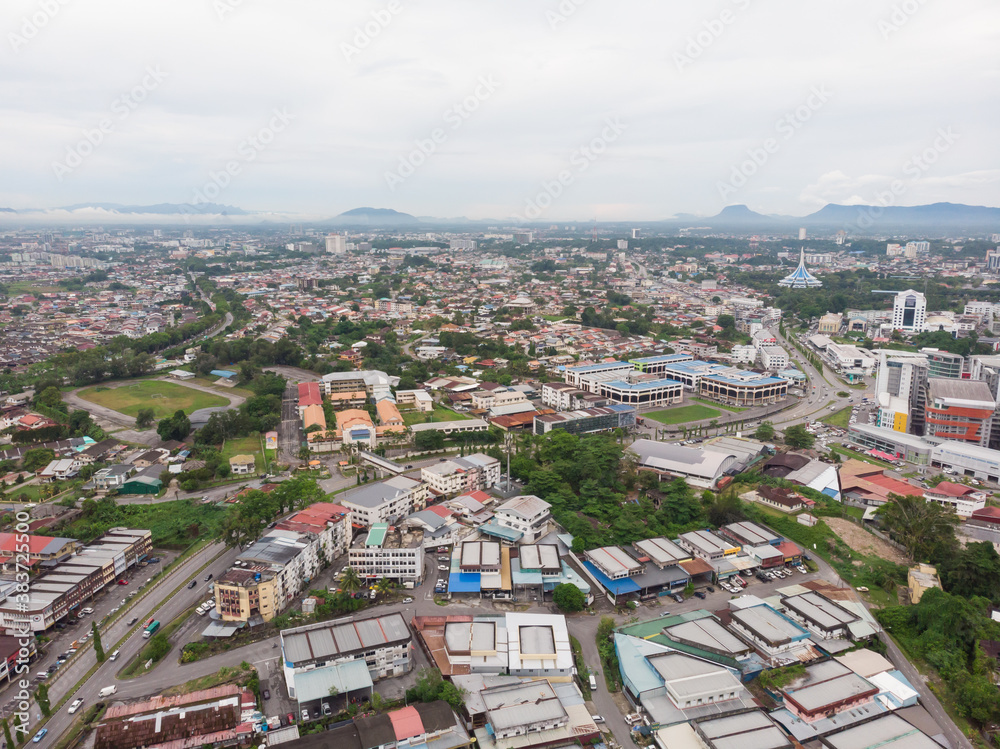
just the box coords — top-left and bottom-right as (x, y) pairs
(0, 201), (997, 235)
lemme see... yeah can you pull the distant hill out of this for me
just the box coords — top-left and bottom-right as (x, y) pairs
(325, 207), (420, 227)
(804, 202), (1000, 230)
(704, 204), (777, 226)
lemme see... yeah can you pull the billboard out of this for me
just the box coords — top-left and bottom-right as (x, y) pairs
(265, 431), (278, 450)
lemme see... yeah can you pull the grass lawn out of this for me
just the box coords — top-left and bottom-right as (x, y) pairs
(645, 404), (721, 425)
(541, 315), (570, 322)
(821, 407), (852, 429)
(401, 404), (472, 427)
(692, 397), (746, 413)
(2, 483), (45, 501)
(219, 434), (263, 473)
(78, 380), (228, 419)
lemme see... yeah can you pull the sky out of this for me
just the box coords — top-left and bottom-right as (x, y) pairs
(1, 0), (998, 222)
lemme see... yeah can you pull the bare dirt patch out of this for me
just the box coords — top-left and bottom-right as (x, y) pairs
(824, 517), (909, 564)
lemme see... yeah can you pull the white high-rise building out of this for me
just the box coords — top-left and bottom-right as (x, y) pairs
(892, 289), (927, 332)
(325, 233), (347, 254)
(798, 228), (807, 240)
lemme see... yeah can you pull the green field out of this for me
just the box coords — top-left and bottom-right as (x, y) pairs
(644, 404), (721, 425)
(219, 434), (263, 473)
(78, 380), (228, 419)
(821, 407), (852, 428)
(401, 404), (472, 426)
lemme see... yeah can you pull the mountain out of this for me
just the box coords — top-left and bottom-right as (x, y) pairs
(0, 208), (15, 213)
(325, 207), (420, 227)
(804, 202), (1000, 231)
(56, 202), (251, 215)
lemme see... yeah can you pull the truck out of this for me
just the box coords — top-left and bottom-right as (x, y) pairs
(99, 686), (117, 698)
(143, 620), (160, 638)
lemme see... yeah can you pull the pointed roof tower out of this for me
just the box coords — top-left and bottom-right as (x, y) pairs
(778, 247), (823, 288)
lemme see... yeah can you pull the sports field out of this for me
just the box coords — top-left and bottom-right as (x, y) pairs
(401, 404), (472, 426)
(644, 404), (721, 425)
(78, 380), (228, 419)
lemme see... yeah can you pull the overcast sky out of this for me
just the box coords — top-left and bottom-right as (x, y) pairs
(2, 0), (998, 221)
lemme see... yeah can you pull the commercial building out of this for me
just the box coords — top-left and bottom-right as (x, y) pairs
(931, 440), (1000, 482)
(341, 475), (428, 526)
(922, 481), (985, 518)
(727, 600), (814, 663)
(562, 360), (634, 389)
(781, 591), (860, 640)
(819, 714), (942, 749)
(818, 313), (842, 334)
(924, 378), (995, 445)
(892, 289), (927, 332)
(907, 564), (941, 604)
(280, 613), (412, 714)
(677, 530), (740, 561)
(700, 371), (789, 407)
(215, 568), (279, 623)
(779, 660), (878, 722)
(420, 454), (500, 496)
(348, 523), (425, 584)
(321, 701), (469, 749)
(475, 680), (598, 749)
(596, 378), (684, 407)
(760, 346), (789, 371)
(533, 405), (636, 435)
(321, 370), (393, 402)
(0, 528), (151, 633)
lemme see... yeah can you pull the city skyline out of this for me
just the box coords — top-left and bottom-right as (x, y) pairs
(2, 0), (998, 220)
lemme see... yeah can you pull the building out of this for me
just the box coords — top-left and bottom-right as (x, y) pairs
(0, 533), (79, 567)
(475, 679), (597, 749)
(817, 313), (842, 334)
(341, 475), (428, 526)
(629, 439), (741, 489)
(907, 564), (941, 604)
(533, 405), (636, 435)
(931, 440), (1000, 482)
(278, 502), (353, 557)
(236, 533), (322, 607)
(924, 378), (995, 445)
(819, 714), (942, 749)
(596, 378), (684, 407)
(325, 233), (347, 254)
(348, 523), (425, 584)
(420, 454), (501, 496)
(322, 702), (469, 749)
(760, 346), (789, 371)
(700, 370), (788, 407)
(781, 591), (860, 640)
(562, 360), (634, 389)
(336, 409), (377, 447)
(779, 660), (878, 723)
(677, 530), (740, 561)
(215, 567), (279, 623)
(892, 289), (927, 332)
(280, 613), (412, 713)
(922, 480), (985, 518)
(778, 248), (823, 288)
(484, 495), (551, 544)
(395, 389), (434, 412)
(229, 454), (256, 475)
(321, 370), (393, 402)
(728, 602), (814, 663)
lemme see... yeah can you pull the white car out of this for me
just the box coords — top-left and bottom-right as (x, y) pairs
(68, 698), (84, 714)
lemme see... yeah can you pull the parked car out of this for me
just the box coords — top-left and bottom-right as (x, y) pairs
(301, 709), (309, 722)
(117, 579), (128, 585)
(287, 713), (295, 725)
(693, 591), (706, 599)
(402, 597), (413, 604)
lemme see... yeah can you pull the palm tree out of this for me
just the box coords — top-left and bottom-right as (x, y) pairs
(341, 567), (362, 594)
(375, 576), (395, 596)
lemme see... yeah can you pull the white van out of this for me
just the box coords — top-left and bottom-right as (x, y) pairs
(109, 650), (120, 661)
(588, 674), (598, 691)
(81, 607), (94, 615)
(99, 685), (117, 698)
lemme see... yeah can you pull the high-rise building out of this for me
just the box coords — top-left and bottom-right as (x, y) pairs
(875, 351), (928, 434)
(986, 248), (1000, 273)
(325, 233), (347, 254)
(924, 378), (995, 445)
(892, 289), (926, 332)
(798, 228), (807, 240)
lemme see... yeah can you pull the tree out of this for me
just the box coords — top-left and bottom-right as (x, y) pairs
(135, 408), (156, 429)
(157, 409), (191, 442)
(782, 424), (815, 449)
(553, 583), (586, 613)
(21, 448), (55, 473)
(340, 567), (362, 594)
(3, 717), (14, 749)
(34, 684), (49, 717)
(876, 493), (958, 561)
(754, 421), (775, 441)
(147, 633), (171, 662)
(92, 621), (104, 662)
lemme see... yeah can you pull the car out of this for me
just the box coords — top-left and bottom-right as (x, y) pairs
(798, 565), (808, 574)
(591, 715), (605, 724)
(128, 617), (138, 626)
(438, 565), (449, 571)
(263, 688), (271, 700)
(68, 698), (84, 714)
(322, 703), (332, 716)
(402, 597), (413, 603)
(439, 457), (448, 462)
(128, 591), (137, 597)
(301, 709), (309, 722)
(110, 650), (120, 661)
(369, 590), (377, 600)
(693, 591), (706, 599)
(188, 580), (197, 589)
(706, 586), (714, 593)
(117, 579), (128, 585)
(32, 729), (47, 743)
(287, 713), (295, 725)
(148, 557), (160, 564)
(204, 573), (213, 581)
(405, 464), (413, 469)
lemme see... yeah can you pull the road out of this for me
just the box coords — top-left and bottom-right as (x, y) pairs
(278, 383), (303, 464)
(22, 542), (233, 749)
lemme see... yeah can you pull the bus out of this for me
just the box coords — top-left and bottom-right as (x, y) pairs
(143, 620), (160, 639)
